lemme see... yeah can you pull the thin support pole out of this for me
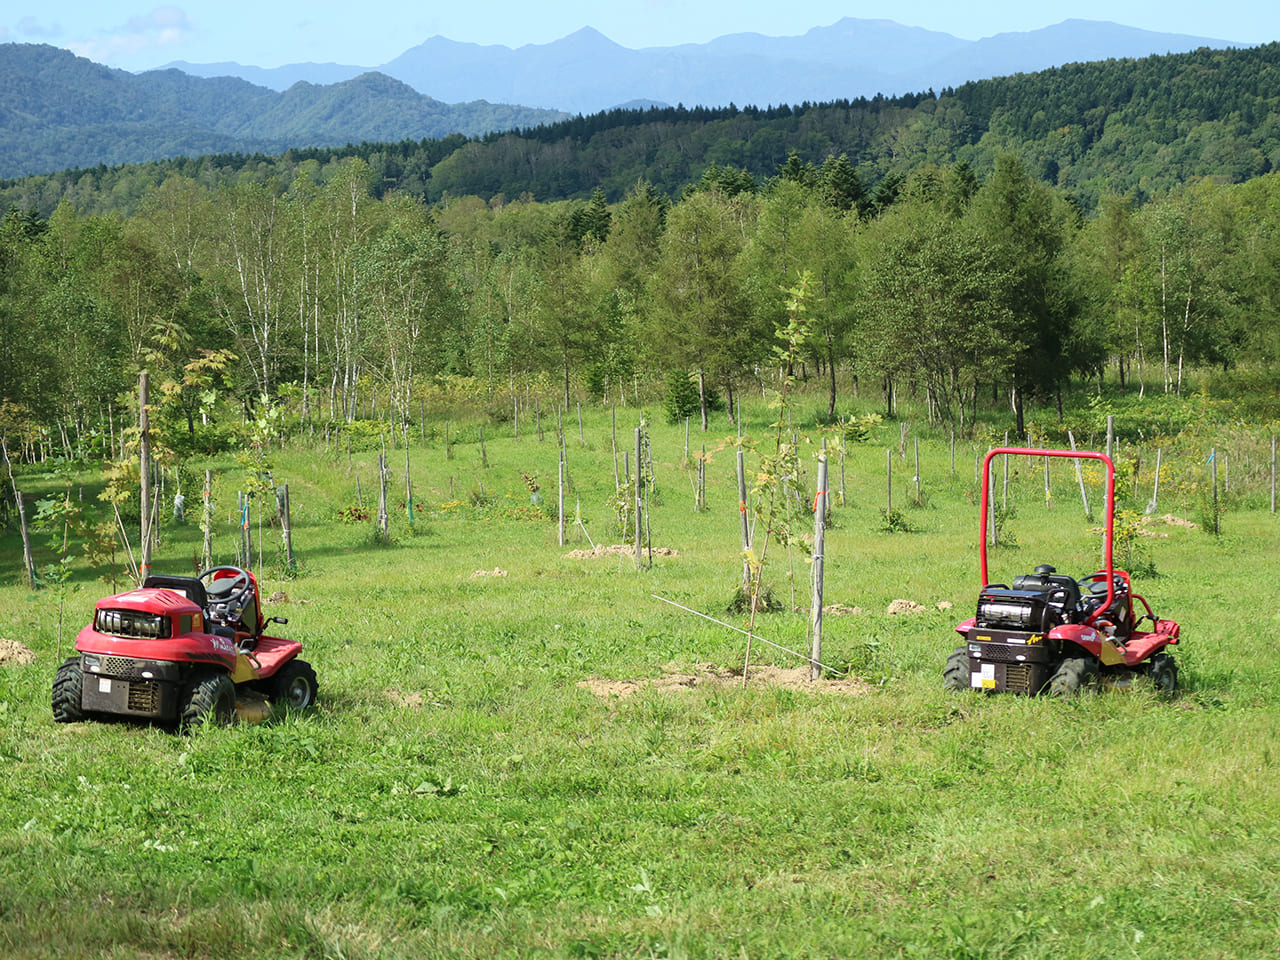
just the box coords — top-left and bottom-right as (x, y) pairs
(810, 448), (828, 682)
(634, 427), (644, 569)
(1067, 429), (1090, 519)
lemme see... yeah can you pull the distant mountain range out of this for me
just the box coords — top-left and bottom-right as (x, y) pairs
(0, 18), (1251, 180)
(164, 18), (1248, 113)
(0, 44), (566, 179)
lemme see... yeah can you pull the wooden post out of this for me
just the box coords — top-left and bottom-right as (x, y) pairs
(698, 443), (707, 511)
(279, 484), (296, 572)
(404, 423), (414, 528)
(445, 421), (452, 460)
(202, 469), (213, 570)
(1106, 415), (1115, 460)
(987, 470), (996, 548)
(950, 430), (955, 477)
(1067, 429), (1090, 518)
(240, 493), (251, 568)
(15, 490), (37, 589)
(577, 402), (584, 446)
(1146, 449), (1162, 515)
(1002, 450), (1009, 511)
(634, 427), (644, 568)
(377, 452), (389, 542)
(139, 372), (151, 582)
(479, 424), (487, 468)
(1271, 435), (1276, 514)
(737, 448), (751, 590)
(886, 448), (893, 515)
(810, 448), (828, 682)
(558, 451), (566, 547)
(913, 437), (921, 502)
(1044, 456), (1051, 511)
(1211, 448), (1220, 536)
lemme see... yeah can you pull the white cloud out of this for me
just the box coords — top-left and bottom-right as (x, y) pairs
(66, 6), (194, 66)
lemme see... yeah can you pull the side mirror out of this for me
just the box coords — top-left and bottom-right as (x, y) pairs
(269, 616), (289, 626)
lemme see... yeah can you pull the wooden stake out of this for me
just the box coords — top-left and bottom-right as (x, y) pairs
(1067, 429), (1090, 518)
(1145, 449), (1162, 515)
(202, 469), (213, 570)
(737, 448), (751, 589)
(634, 427), (643, 569)
(886, 448), (893, 514)
(810, 448), (828, 682)
(280, 483), (296, 572)
(139, 372), (152, 582)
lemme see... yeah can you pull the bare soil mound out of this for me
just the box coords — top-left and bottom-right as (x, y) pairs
(0, 638), (37, 666)
(577, 662), (869, 699)
(564, 545), (678, 559)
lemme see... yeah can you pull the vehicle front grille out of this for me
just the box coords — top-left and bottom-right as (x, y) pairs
(1004, 664), (1036, 693)
(126, 681), (162, 713)
(95, 608), (170, 639)
(101, 656), (144, 677)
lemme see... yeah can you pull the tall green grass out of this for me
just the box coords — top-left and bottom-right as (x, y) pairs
(2, 392), (1278, 958)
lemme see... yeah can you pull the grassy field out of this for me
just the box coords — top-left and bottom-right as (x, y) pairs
(2, 394), (1279, 959)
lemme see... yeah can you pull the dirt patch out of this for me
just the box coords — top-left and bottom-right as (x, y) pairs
(1155, 513), (1197, 530)
(470, 567), (508, 578)
(0, 638), (37, 667)
(266, 590), (290, 604)
(886, 599), (926, 615)
(564, 545), (678, 559)
(577, 662), (869, 699)
(823, 603), (863, 616)
(386, 687), (426, 708)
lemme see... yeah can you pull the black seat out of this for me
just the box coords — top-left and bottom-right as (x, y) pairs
(143, 575), (208, 609)
(1011, 564), (1081, 623)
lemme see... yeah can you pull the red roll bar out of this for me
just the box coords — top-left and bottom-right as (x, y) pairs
(980, 447), (1116, 625)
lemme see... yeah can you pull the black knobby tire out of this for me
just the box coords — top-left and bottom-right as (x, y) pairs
(181, 671), (236, 729)
(1047, 656), (1100, 697)
(52, 657), (86, 723)
(269, 659), (318, 710)
(943, 646), (970, 691)
(1148, 652), (1178, 697)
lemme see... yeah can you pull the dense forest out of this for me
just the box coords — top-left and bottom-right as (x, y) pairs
(4, 41), (1280, 462)
(3, 136), (1280, 462)
(3, 43), (1280, 219)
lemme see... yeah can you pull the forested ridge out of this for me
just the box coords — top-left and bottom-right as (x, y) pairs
(4, 41), (1280, 461)
(4, 42), (1280, 219)
(0, 43), (566, 181)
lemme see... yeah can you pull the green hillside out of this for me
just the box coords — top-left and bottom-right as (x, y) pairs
(0, 43), (566, 180)
(5, 42), (1278, 216)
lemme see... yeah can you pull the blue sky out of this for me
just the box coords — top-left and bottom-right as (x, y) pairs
(3, 1), (1271, 72)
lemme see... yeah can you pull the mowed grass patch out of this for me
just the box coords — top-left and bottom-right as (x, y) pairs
(2, 399), (1279, 958)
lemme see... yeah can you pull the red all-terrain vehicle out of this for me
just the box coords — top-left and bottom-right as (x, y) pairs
(52, 566), (317, 728)
(946, 447), (1181, 696)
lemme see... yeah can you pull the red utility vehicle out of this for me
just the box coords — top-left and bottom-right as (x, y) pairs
(946, 447), (1180, 696)
(52, 565), (317, 727)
